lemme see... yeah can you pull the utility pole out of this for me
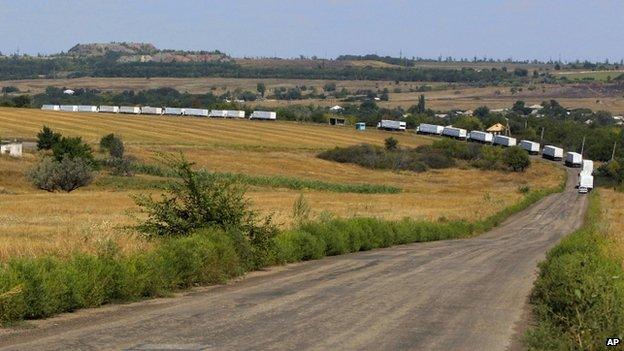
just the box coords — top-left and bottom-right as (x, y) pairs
(612, 141), (617, 161)
(539, 127), (545, 146)
(580, 136), (586, 156)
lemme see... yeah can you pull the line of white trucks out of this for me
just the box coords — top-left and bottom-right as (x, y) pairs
(41, 104), (277, 120)
(413, 122), (594, 194)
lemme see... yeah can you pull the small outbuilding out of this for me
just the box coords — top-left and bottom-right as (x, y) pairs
(355, 122), (366, 131)
(329, 117), (346, 126)
(329, 105), (344, 112)
(0, 142), (22, 157)
(486, 123), (506, 135)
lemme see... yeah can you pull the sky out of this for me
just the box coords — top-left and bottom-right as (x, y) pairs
(0, 0), (623, 62)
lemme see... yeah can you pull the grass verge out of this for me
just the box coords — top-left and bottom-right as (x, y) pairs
(132, 163), (401, 194)
(0, 184), (562, 325)
(524, 191), (624, 350)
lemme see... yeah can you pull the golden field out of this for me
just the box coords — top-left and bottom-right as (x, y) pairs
(601, 189), (624, 264)
(0, 108), (563, 260)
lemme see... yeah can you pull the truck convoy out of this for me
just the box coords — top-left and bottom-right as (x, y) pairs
(468, 130), (493, 143)
(493, 135), (517, 147)
(542, 145), (564, 161)
(377, 120), (407, 131)
(442, 126), (467, 140)
(520, 140), (540, 155)
(417, 123), (444, 135)
(565, 152), (583, 168)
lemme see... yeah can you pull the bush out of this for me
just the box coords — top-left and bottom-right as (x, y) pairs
(52, 137), (95, 166)
(133, 155), (274, 237)
(384, 137), (399, 151)
(503, 146), (530, 172)
(104, 156), (135, 177)
(27, 156), (94, 192)
(99, 134), (124, 158)
(36, 125), (61, 151)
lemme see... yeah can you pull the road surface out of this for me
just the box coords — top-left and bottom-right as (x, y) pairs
(0, 170), (587, 351)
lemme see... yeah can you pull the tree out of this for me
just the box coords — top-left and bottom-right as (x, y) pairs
(454, 116), (484, 131)
(474, 106), (490, 119)
(416, 94), (426, 113)
(503, 146), (530, 172)
(323, 82), (337, 92)
(36, 125), (62, 150)
(52, 136), (94, 165)
(99, 133), (124, 158)
(28, 156), (94, 192)
(512, 100), (530, 115)
(256, 82), (266, 98)
(384, 137), (399, 151)
(12, 95), (31, 107)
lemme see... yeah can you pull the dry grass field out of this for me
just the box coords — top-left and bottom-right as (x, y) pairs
(601, 189), (624, 264)
(0, 107), (563, 260)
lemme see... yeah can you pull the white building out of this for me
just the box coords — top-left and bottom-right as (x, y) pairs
(63, 89), (75, 95)
(0, 142), (22, 157)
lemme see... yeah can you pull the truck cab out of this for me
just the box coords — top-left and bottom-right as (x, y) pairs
(578, 186), (589, 194)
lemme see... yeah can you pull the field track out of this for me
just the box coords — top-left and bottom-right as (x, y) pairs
(0, 170), (587, 351)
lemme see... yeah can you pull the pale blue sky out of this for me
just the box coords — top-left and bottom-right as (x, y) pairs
(1, 0), (622, 62)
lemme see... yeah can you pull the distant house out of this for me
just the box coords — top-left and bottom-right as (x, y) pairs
(529, 104), (543, 115)
(329, 105), (343, 112)
(63, 89), (75, 95)
(486, 123), (506, 135)
(585, 119), (593, 125)
(329, 116), (346, 126)
(0, 142), (22, 157)
(435, 113), (448, 119)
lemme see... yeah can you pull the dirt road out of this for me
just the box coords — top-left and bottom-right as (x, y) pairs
(0, 170), (587, 351)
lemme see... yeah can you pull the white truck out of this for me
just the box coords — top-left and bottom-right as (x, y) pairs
(184, 108), (209, 117)
(41, 104), (60, 111)
(77, 105), (98, 113)
(417, 123), (444, 135)
(59, 105), (78, 112)
(250, 111), (277, 120)
(493, 135), (517, 147)
(520, 140), (540, 155)
(442, 126), (467, 140)
(542, 145), (564, 161)
(468, 130), (493, 143)
(99, 105), (119, 113)
(582, 160), (594, 175)
(164, 107), (185, 115)
(225, 110), (246, 118)
(578, 173), (594, 194)
(119, 106), (141, 114)
(141, 106), (163, 115)
(377, 119), (407, 131)
(565, 152), (583, 168)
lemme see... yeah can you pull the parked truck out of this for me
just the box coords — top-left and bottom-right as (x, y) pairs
(493, 135), (517, 147)
(119, 106), (141, 114)
(442, 126), (467, 140)
(377, 119), (407, 131)
(183, 108), (209, 117)
(565, 152), (583, 168)
(77, 105), (98, 113)
(164, 107), (185, 115)
(520, 140), (540, 155)
(417, 123), (444, 135)
(468, 130), (493, 143)
(99, 105), (119, 113)
(542, 145), (564, 161)
(141, 106), (163, 115)
(250, 111), (277, 120)
(41, 104), (60, 111)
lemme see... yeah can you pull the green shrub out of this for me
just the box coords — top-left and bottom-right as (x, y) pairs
(99, 133), (125, 158)
(27, 156), (94, 192)
(36, 125), (61, 151)
(503, 146), (531, 172)
(384, 137), (399, 151)
(52, 136), (95, 166)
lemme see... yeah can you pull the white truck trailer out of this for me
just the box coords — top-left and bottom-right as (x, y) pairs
(225, 110), (246, 118)
(582, 160), (594, 175)
(77, 105), (98, 113)
(493, 135), (517, 147)
(141, 106), (163, 115)
(99, 105), (119, 113)
(542, 145), (564, 161)
(41, 104), (60, 111)
(377, 119), (407, 131)
(468, 130), (493, 143)
(417, 123), (444, 135)
(119, 106), (141, 114)
(565, 152), (583, 168)
(250, 111), (277, 120)
(164, 107), (185, 115)
(442, 126), (467, 140)
(578, 173), (594, 194)
(209, 110), (227, 118)
(520, 140), (540, 155)
(59, 105), (78, 112)
(184, 108), (209, 117)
